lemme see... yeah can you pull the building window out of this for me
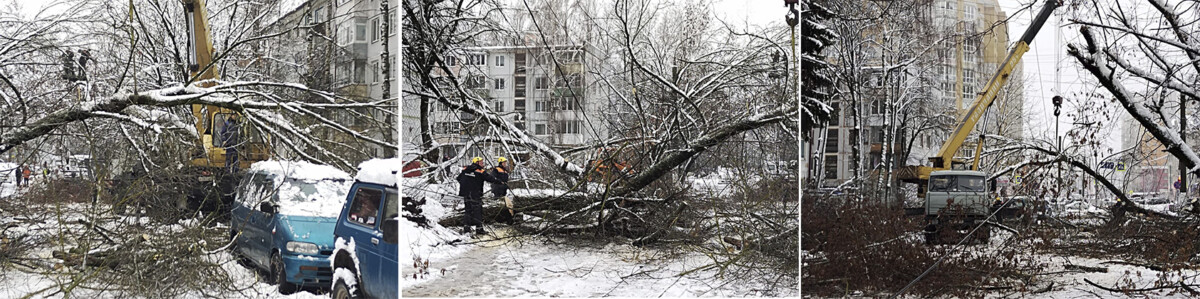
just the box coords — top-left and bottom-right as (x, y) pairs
(370, 61), (380, 83)
(389, 11), (396, 35)
(829, 102), (839, 126)
(557, 120), (582, 134)
(515, 76), (526, 97)
(338, 23), (352, 45)
(557, 99), (579, 110)
(495, 55), (505, 67)
(534, 123), (547, 135)
(469, 54), (485, 65)
(370, 17), (380, 42)
(494, 78), (506, 90)
(434, 122), (459, 134)
(466, 75), (486, 89)
(824, 156), (838, 179)
(826, 128), (839, 153)
(354, 60), (366, 83)
(309, 5), (326, 24)
(494, 100), (504, 112)
(445, 56), (456, 66)
(355, 19), (367, 42)
(535, 76), (548, 89)
(535, 100), (548, 112)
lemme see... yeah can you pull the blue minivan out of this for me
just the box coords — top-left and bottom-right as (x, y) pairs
(331, 158), (399, 299)
(231, 161), (351, 294)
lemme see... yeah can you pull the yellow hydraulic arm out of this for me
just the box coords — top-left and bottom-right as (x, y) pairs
(182, 0), (266, 169)
(899, 0), (1060, 185)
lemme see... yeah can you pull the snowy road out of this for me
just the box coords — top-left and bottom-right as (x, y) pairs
(404, 228), (784, 297)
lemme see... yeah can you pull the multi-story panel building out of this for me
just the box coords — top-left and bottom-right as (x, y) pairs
(405, 44), (605, 162)
(329, 0), (398, 157)
(260, 0), (397, 160)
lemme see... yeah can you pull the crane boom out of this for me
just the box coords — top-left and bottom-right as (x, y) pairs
(898, 0), (1060, 190)
(931, 0), (1060, 169)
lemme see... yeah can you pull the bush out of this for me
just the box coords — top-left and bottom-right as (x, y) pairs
(802, 195), (1045, 297)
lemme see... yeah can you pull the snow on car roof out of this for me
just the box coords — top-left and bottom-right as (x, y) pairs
(248, 160), (351, 181)
(355, 158), (404, 187)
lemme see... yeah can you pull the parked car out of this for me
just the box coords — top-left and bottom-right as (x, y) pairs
(230, 160), (351, 294)
(330, 158), (399, 299)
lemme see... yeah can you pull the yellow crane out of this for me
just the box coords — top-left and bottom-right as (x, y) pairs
(897, 0), (1061, 196)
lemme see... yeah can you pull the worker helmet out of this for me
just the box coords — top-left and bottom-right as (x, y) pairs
(471, 157), (484, 163)
(498, 157), (508, 163)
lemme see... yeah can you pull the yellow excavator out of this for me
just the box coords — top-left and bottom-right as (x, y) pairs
(178, 0), (269, 213)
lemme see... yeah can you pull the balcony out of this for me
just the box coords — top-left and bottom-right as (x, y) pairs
(551, 87), (584, 98)
(467, 88), (489, 99)
(556, 62), (583, 74)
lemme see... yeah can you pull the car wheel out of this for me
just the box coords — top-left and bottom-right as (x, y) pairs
(332, 276), (359, 299)
(270, 253), (298, 294)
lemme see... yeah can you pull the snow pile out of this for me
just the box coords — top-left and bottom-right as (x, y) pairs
(274, 179), (350, 218)
(250, 160), (350, 181)
(0, 162), (16, 198)
(331, 237), (360, 292)
(250, 160), (351, 218)
(508, 188), (580, 198)
(355, 158), (404, 187)
(401, 179), (470, 289)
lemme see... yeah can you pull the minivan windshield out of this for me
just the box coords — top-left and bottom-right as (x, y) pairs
(276, 178), (350, 217)
(929, 175), (986, 192)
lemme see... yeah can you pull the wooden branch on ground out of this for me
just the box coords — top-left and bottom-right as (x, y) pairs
(1084, 278), (1191, 293)
(1101, 260), (1166, 272)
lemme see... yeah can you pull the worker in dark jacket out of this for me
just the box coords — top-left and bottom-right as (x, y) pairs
(457, 157), (501, 234)
(490, 157), (515, 221)
(490, 157), (511, 197)
(220, 115), (242, 173)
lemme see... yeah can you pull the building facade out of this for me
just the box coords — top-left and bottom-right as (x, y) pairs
(404, 44), (607, 162)
(812, 0), (1025, 188)
(265, 0), (398, 159)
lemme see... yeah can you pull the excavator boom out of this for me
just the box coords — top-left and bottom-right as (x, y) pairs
(181, 0), (268, 169)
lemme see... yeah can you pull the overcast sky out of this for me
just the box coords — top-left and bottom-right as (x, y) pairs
(997, 0), (1123, 156)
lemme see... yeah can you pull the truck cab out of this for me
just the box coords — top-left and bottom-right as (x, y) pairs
(925, 170), (990, 217)
(330, 159), (400, 299)
(923, 170), (992, 244)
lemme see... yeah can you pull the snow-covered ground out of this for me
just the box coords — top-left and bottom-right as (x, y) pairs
(0, 197), (329, 298)
(401, 176), (791, 297)
(404, 231), (783, 297)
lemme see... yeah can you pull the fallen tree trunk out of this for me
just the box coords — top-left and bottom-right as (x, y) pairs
(436, 194), (590, 227)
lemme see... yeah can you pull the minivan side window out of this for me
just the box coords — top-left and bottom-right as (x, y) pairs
(253, 176), (276, 205)
(383, 190), (398, 221)
(348, 187), (383, 227)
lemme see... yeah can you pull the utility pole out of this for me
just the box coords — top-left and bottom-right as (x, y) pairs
(1053, 96), (1063, 196)
(1182, 96), (1189, 200)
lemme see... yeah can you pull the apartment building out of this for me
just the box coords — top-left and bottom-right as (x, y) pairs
(811, 0), (1025, 187)
(266, 0), (398, 159)
(404, 44), (607, 162)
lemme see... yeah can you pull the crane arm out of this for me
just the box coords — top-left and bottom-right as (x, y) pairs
(931, 0), (1060, 169)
